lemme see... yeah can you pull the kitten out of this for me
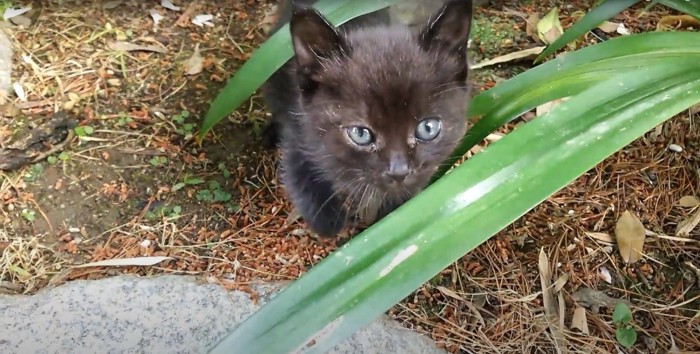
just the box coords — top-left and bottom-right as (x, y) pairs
(263, 0), (473, 237)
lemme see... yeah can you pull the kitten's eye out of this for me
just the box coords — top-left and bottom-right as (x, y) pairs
(415, 118), (442, 141)
(346, 126), (374, 146)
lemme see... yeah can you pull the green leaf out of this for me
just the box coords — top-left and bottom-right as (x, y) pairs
(47, 156), (58, 165)
(432, 31), (700, 182)
(655, 0), (700, 19)
(612, 302), (633, 324)
(208, 34), (700, 353)
(535, 0), (639, 62)
(616, 327), (638, 348)
(197, 0), (400, 141)
(172, 182), (185, 192)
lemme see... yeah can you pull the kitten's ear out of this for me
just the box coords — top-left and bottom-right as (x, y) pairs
(290, 6), (348, 73)
(418, 0), (473, 56)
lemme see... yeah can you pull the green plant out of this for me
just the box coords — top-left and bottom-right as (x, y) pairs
(149, 156), (168, 167)
(20, 208), (35, 222)
(172, 110), (195, 136)
(202, 3), (700, 354)
(73, 125), (94, 137)
(612, 303), (637, 348)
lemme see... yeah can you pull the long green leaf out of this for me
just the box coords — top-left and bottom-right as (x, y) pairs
(197, 0), (400, 141)
(208, 37), (700, 353)
(432, 31), (700, 182)
(535, 0), (639, 62)
(655, 0), (700, 19)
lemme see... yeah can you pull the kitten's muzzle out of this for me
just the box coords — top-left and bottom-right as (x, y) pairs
(384, 159), (411, 183)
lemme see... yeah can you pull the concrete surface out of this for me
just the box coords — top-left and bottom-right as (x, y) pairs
(0, 275), (446, 354)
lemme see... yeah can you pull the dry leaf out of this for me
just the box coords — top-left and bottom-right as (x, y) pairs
(525, 12), (541, 43)
(72, 256), (173, 268)
(599, 267), (612, 284)
(657, 15), (700, 31)
(436, 286), (465, 301)
(615, 211), (646, 264)
(3, 6), (31, 20)
(102, 0), (123, 9)
(571, 306), (589, 335)
(184, 44), (203, 75)
(471, 46), (545, 70)
(161, 0), (180, 11)
(678, 195), (700, 208)
(585, 232), (614, 244)
(538, 248), (568, 353)
(676, 207), (700, 237)
(553, 273), (569, 293)
(108, 41), (168, 54)
(537, 7), (563, 45)
(597, 21), (619, 33)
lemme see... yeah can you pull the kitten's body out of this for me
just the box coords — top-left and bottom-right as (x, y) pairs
(263, 0), (473, 237)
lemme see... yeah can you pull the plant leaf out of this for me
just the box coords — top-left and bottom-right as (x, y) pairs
(432, 31), (700, 182)
(197, 0), (400, 141)
(535, 0), (639, 62)
(615, 210), (646, 264)
(208, 36), (700, 353)
(612, 302), (633, 324)
(678, 195), (700, 208)
(655, 0), (700, 20)
(616, 327), (638, 348)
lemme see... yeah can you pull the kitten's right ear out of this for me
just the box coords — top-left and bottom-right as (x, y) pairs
(290, 6), (348, 74)
(418, 0), (473, 55)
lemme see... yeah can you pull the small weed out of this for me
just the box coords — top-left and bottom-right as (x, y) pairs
(172, 173), (205, 191)
(612, 302), (637, 349)
(23, 163), (44, 182)
(149, 156), (168, 167)
(196, 180), (233, 203)
(47, 156), (58, 165)
(117, 112), (134, 127)
(172, 110), (195, 136)
(218, 163), (231, 178)
(74, 125), (94, 137)
(144, 204), (182, 221)
(20, 208), (35, 222)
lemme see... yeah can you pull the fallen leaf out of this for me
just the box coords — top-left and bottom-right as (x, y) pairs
(161, 0), (180, 11)
(184, 44), (203, 75)
(616, 23), (630, 35)
(599, 267), (612, 284)
(615, 211), (646, 264)
(192, 14), (214, 27)
(537, 7), (563, 45)
(102, 0), (123, 9)
(538, 248), (568, 352)
(571, 306), (589, 335)
(9, 14), (31, 27)
(525, 12), (541, 43)
(584, 232), (614, 244)
(553, 273), (569, 293)
(678, 195), (700, 208)
(471, 46), (545, 70)
(676, 207), (700, 237)
(260, 4), (279, 35)
(657, 15), (700, 31)
(597, 20), (619, 33)
(149, 9), (164, 27)
(3, 6), (31, 20)
(436, 286), (465, 301)
(72, 256), (173, 268)
(108, 41), (168, 54)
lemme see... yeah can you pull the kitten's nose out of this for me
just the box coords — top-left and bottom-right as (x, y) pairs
(386, 159), (410, 182)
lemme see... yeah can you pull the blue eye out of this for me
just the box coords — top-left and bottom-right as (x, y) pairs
(416, 118), (441, 141)
(346, 126), (374, 146)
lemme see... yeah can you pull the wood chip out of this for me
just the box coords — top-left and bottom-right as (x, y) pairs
(108, 41), (168, 54)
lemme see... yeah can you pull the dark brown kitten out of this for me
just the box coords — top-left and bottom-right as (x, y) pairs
(263, 0), (473, 237)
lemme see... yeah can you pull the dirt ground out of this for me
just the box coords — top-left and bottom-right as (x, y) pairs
(1, 1), (699, 353)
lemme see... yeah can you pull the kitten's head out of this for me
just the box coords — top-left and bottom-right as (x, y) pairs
(290, 0), (473, 202)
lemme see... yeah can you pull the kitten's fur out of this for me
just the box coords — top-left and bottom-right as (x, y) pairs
(263, 0), (473, 237)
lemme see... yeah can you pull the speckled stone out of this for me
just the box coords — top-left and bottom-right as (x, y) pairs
(0, 275), (446, 354)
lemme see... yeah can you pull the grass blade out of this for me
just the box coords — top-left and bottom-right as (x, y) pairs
(208, 55), (700, 354)
(535, 0), (639, 62)
(197, 0), (400, 141)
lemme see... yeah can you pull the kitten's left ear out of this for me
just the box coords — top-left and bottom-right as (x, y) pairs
(418, 0), (473, 56)
(290, 6), (349, 75)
